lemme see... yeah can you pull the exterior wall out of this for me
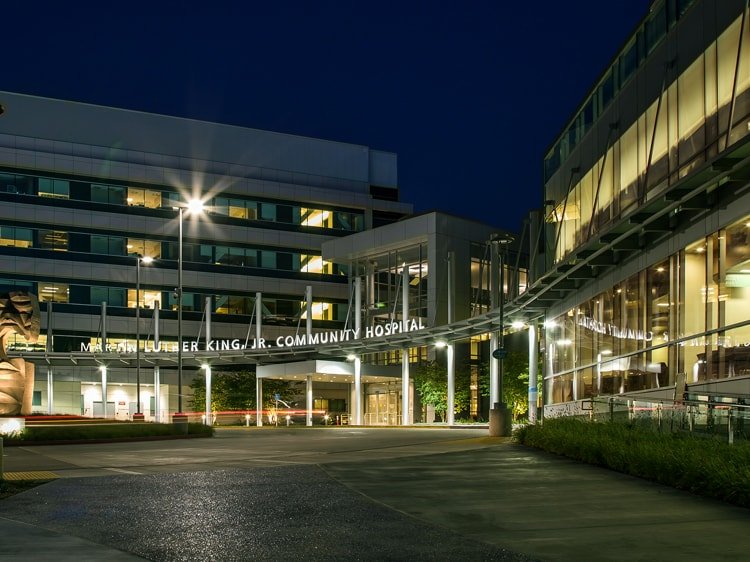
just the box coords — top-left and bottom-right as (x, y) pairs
(541, 0), (750, 411)
(0, 90), (410, 417)
(544, 0), (749, 265)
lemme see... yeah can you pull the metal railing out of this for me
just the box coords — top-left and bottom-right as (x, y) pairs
(590, 394), (750, 444)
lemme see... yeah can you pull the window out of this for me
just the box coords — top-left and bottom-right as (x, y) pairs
(0, 226), (32, 248)
(301, 208), (332, 228)
(126, 238), (161, 259)
(91, 235), (126, 256)
(39, 282), (69, 303)
(32, 390), (42, 407)
(91, 184), (125, 205)
(38, 178), (69, 199)
(39, 230), (68, 251)
(91, 287), (126, 307)
(127, 187), (162, 208)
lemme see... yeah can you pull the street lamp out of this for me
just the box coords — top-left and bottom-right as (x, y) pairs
(489, 232), (514, 437)
(134, 254), (153, 421)
(175, 198), (205, 415)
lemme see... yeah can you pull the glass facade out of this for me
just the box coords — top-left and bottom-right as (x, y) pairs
(546, 214), (750, 404)
(545, 8), (750, 264)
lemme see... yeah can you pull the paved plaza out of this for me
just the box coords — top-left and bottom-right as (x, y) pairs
(1, 427), (749, 560)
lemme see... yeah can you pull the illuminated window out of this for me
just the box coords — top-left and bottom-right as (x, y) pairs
(300, 255), (331, 274)
(39, 230), (68, 251)
(300, 301), (331, 320)
(126, 238), (161, 259)
(127, 187), (162, 208)
(0, 226), (32, 248)
(301, 208), (332, 228)
(127, 289), (161, 309)
(39, 283), (69, 303)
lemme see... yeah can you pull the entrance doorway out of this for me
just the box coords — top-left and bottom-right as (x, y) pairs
(366, 390), (400, 425)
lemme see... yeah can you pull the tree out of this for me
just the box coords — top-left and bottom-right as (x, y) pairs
(496, 349), (542, 421)
(413, 361), (472, 421)
(189, 370), (293, 413)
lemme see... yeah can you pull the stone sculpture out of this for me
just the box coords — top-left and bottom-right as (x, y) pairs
(0, 292), (40, 415)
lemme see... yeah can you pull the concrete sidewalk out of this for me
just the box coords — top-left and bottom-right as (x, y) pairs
(324, 442), (750, 561)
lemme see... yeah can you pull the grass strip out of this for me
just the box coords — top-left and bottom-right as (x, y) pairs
(514, 417), (750, 508)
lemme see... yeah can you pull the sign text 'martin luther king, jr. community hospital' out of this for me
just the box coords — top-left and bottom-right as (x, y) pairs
(81, 318), (427, 353)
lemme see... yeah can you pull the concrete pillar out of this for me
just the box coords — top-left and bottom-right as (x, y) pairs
(354, 357), (362, 425)
(101, 301), (108, 419)
(46, 301), (53, 414)
(354, 277), (362, 425)
(402, 264), (410, 426)
(446, 251), (455, 426)
(100, 365), (107, 418)
(306, 374), (313, 427)
(305, 286), (312, 338)
(402, 352), (410, 425)
(256, 292), (263, 427)
(205, 365), (212, 426)
(204, 297), (212, 426)
(153, 302), (160, 422)
(528, 322), (538, 424)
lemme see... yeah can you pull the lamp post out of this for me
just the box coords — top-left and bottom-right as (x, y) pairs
(175, 199), (204, 416)
(489, 233), (514, 437)
(134, 254), (153, 421)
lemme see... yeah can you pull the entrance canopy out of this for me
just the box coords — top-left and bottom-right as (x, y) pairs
(257, 360), (401, 383)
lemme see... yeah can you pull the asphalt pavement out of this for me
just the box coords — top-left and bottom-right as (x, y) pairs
(0, 427), (749, 560)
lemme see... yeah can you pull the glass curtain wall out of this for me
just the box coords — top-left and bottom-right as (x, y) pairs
(547, 12), (750, 263)
(546, 214), (750, 404)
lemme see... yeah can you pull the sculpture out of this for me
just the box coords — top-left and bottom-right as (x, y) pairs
(0, 292), (40, 415)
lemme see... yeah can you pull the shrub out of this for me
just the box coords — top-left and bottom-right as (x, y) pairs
(514, 418), (750, 508)
(4, 422), (213, 443)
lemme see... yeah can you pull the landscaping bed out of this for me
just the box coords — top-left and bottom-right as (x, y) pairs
(514, 417), (750, 508)
(2, 422), (213, 445)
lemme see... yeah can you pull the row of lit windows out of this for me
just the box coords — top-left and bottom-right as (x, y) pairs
(0, 171), (365, 232)
(0, 225), (339, 275)
(548, 12), (750, 263)
(544, 0), (695, 180)
(546, 213), (750, 404)
(3, 278), (346, 321)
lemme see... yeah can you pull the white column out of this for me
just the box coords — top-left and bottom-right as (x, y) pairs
(354, 357), (362, 425)
(205, 365), (212, 426)
(205, 296), (212, 426)
(489, 333), (499, 407)
(101, 301), (108, 418)
(355, 277), (362, 335)
(354, 277), (362, 425)
(446, 251), (455, 426)
(306, 374), (313, 426)
(256, 292), (263, 427)
(305, 285), (313, 338)
(153, 302), (160, 422)
(46, 301), (53, 414)
(100, 366), (108, 418)
(402, 264), (410, 425)
(528, 323), (538, 424)
(402, 352), (410, 425)
(447, 344), (455, 425)
(205, 296), (212, 351)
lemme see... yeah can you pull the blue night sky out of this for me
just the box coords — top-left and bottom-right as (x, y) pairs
(3, 1), (648, 232)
